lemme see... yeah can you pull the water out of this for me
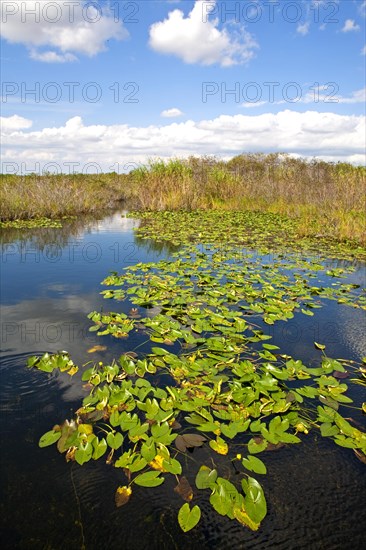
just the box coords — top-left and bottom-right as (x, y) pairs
(1, 210), (365, 550)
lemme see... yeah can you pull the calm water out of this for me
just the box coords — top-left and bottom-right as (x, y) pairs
(1, 211), (365, 550)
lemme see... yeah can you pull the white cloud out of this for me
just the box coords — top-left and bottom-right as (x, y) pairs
(254, 87), (366, 107)
(149, 0), (258, 66)
(341, 19), (360, 32)
(1, 111), (365, 170)
(241, 101), (268, 108)
(301, 87), (366, 105)
(161, 108), (184, 118)
(29, 50), (78, 63)
(297, 22), (310, 36)
(0, 114), (33, 131)
(0, 0), (128, 62)
(337, 88), (366, 104)
(362, 45), (366, 55)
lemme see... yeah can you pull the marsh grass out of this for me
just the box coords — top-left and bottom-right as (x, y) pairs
(1, 154), (365, 243)
(129, 154), (366, 243)
(0, 172), (131, 221)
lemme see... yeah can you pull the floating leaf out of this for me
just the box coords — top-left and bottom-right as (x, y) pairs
(248, 437), (268, 454)
(93, 438), (107, 460)
(195, 465), (218, 489)
(141, 440), (156, 463)
(314, 342), (326, 350)
(27, 356), (39, 368)
(115, 486), (132, 507)
(220, 423), (238, 439)
(149, 453), (167, 472)
(318, 395), (339, 410)
(320, 423), (340, 437)
(129, 456), (147, 473)
(77, 408), (105, 423)
(134, 470), (165, 487)
(233, 505), (260, 531)
(107, 432), (123, 450)
(75, 441), (93, 465)
(209, 436), (228, 455)
(87, 345), (107, 353)
(175, 433), (206, 452)
(174, 477), (193, 502)
(178, 503), (201, 532)
(68, 366), (79, 376)
(242, 455), (267, 475)
(333, 371), (349, 379)
(163, 458), (182, 475)
(78, 423), (93, 436)
(39, 430), (61, 448)
(151, 347), (170, 356)
(265, 442), (286, 451)
(242, 476), (267, 524)
(209, 480), (232, 516)
(56, 421), (77, 453)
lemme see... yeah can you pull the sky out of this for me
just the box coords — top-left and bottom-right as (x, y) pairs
(0, 0), (365, 173)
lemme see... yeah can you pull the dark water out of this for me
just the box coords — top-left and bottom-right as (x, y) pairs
(1, 211), (365, 550)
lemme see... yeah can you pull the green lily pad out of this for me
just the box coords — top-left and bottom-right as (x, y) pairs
(178, 503), (201, 532)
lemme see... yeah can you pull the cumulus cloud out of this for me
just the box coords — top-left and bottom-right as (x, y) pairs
(1, 111), (365, 171)
(297, 22), (310, 36)
(0, 114), (33, 131)
(0, 0), (128, 62)
(161, 108), (184, 118)
(149, 0), (258, 66)
(341, 19), (360, 32)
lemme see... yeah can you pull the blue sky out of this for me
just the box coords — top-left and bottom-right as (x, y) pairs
(1, 0), (365, 171)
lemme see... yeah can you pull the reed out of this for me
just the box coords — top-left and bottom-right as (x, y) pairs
(1, 154), (364, 243)
(128, 154), (365, 243)
(0, 172), (131, 221)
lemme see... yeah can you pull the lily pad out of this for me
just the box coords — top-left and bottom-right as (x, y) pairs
(178, 503), (201, 532)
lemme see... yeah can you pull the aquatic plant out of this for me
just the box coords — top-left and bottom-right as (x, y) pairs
(0, 217), (73, 229)
(29, 210), (366, 533)
(127, 154), (366, 243)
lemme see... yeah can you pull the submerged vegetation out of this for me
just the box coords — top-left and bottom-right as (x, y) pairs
(29, 211), (365, 533)
(1, 153), (365, 243)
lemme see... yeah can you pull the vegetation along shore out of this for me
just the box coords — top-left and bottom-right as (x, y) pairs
(1, 153), (365, 244)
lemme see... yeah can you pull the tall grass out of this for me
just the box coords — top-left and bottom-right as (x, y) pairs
(128, 154), (366, 244)
(1, 154), (365, 243)
(0, 172), (131, 221)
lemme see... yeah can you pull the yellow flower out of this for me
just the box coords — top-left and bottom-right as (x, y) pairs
(149, 454), (168, 472)
(117, 486), (132, 496)
(236, 453), (242, 460)
(295, 422), (309, 434)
